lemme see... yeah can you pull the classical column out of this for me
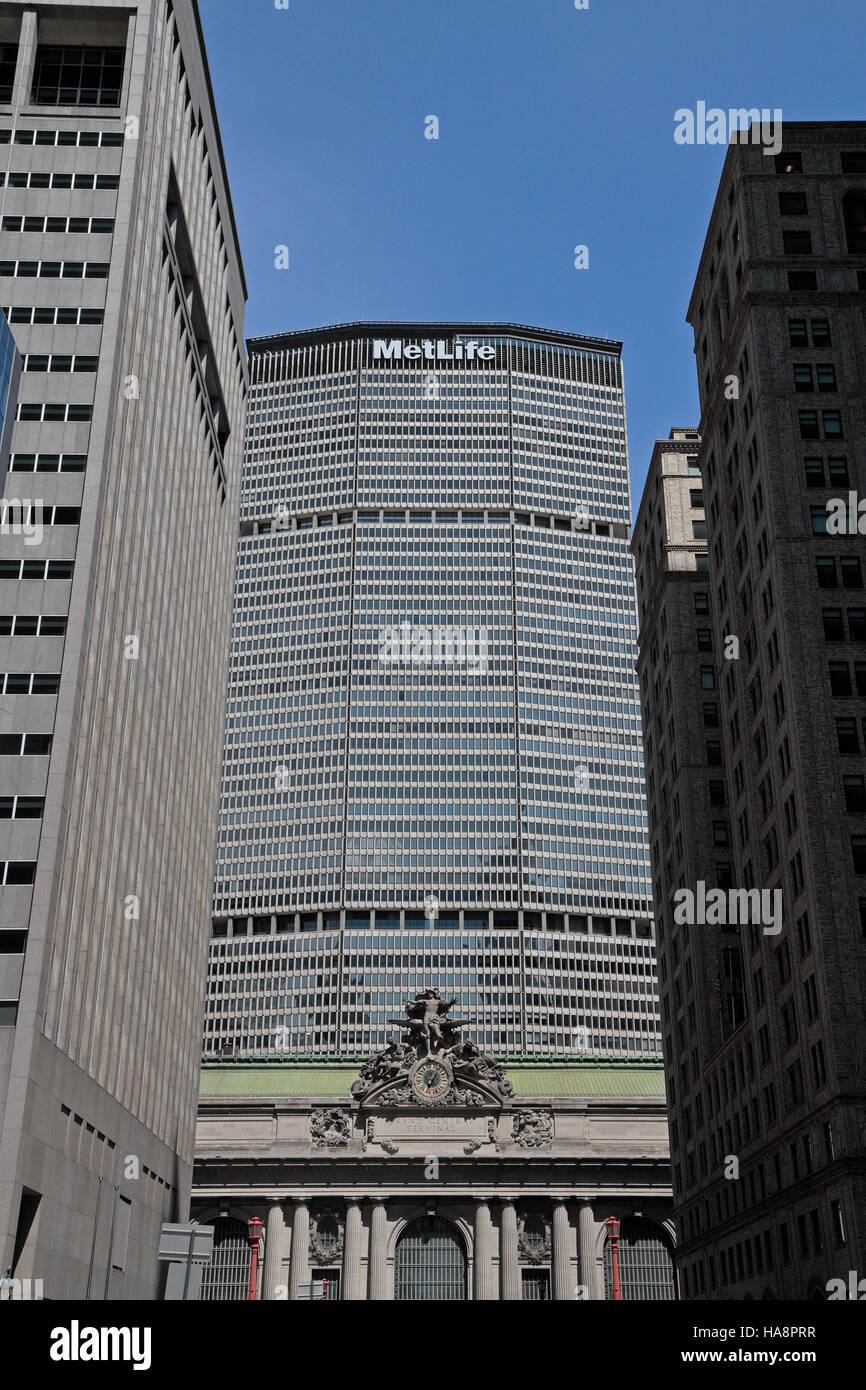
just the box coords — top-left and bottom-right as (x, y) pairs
(473, 1199), (495, 1301)
(500, 1200), (520, 1300)
(262, 1200), (287, 1300)
(579, 1200), (600, 1300)
(342, 1198), (364, 1300)
(368, 1200), (390, 1300)
(552, 1201), (573, 1301)
(288, 1199), (310, 1300)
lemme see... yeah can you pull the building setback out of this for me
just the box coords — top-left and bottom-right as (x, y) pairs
(0, 0), (247, 1298)
(633, 123), (866, 1299)
(206, 322), (661, 1064)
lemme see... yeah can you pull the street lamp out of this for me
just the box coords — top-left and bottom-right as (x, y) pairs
(604, 1216), (623, 1301)
(247, 1218), (264, 1301)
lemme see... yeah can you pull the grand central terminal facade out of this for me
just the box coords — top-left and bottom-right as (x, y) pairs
(190, 991), (676, 1300)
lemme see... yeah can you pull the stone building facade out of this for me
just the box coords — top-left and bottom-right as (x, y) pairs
(191, 993), (675, 1301)
(632, 123), (866, 1298)
(632, 431), (747, 1284)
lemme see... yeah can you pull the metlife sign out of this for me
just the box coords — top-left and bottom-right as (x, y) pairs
(371, 338), (497, 362)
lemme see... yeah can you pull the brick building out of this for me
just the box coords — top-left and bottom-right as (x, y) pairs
(632, 123), (866, 1299)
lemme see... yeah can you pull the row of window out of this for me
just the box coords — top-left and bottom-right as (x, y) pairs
(815, 556), (863, 588)
(793, 363), (837, 392)
(0, 673), (60, 694)
(0, 797), (43, 819)
(804, 456), (849, 487)
(0, 171), (119, 190)
(0, 862), (36, 885)
(0, 127), (124, 147)
(0, 616), (67, 636)
(23, 354), (98, 373)
(0, 560), (74, 580)
(0, 735), (52, 755)
(798, 409), (844, 439)
(8, 453), (86, 472)
(788, 317), (831, 346)
(0, 507), (80, 525)
(2, 215), (114, 234)
(17, 404), (92, 422)
(821, 607), (866, 641)
(5, 306), (103, 327)
(0, 260), (108, 278)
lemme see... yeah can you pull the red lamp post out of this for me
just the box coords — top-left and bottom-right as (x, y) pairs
(247, 1217), (264, 1301)
(605, 1216), (623, 1301)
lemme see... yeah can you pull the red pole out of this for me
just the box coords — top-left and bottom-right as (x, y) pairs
(247, 1217), (264, 1301)
(605, 1217), (622, 1301)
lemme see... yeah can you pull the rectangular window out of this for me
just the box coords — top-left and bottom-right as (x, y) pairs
(816, 557), (837, 588)
(31, 45), (125, 107)
(0, 44), (17, 103)
(822, 410), (843, 438)
(851, 835), (866, 874)
(837, 717), (860, 754)
(821, 607), (844, 640)
(779, 192), (808, 215)
(783, 230), (813, 255)
(793, 365), (813, 391)
(829, 661), (852, 695)
(788, 318), (808, 346)
(817, 365), (837, 392)
(811, 318), (831, 346)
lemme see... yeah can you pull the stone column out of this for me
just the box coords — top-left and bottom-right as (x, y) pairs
(288, 1199), (310, 1300)
(473, 1199), (495, 1301)
(500, 1200), (520, 1300)
(342, 1198), (364, 1300)
(262, 1200), (287, 1300)
(579, 1200), (600, 1300)
(368, 1200), (390, 1300)
(552, 1201), (573, 1301)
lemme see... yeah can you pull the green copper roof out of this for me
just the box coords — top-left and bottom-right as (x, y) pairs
(198, 1060), (666, 1101)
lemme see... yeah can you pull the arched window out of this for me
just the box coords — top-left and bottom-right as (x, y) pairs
(843, 191), (866, 254)
(394, 1217), (466, 1301)
(199, 1217), (250, 1301)
(604, 1218), (676, 1300)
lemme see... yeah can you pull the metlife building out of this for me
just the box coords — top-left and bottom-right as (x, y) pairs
(206, 322), (659, 1060)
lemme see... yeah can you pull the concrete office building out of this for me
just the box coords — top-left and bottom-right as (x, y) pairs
(206, 322), (661, 1064)
(0, 0), (247, 1298)
(633, 123), (866, 1299)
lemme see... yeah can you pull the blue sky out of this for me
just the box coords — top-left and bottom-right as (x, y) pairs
(199, 0), (864, 506)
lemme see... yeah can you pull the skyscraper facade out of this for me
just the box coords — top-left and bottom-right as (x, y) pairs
(206, 322), (660, 1063)
(633, 123), (866, 1299)
(0, 0), (247, 1298)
